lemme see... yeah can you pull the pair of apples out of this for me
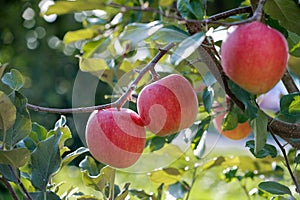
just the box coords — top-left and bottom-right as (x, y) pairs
(85, 74), (198, 168)
(86, 20), (289, 168)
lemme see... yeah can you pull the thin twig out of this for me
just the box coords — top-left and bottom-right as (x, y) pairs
(270, 130), (300, 194)
(9, 166), (32, 200)
(26, 43), (175, 114)
(0, 177), (19, 200)
(108, 2), (252, 26)
(185, 165), (198, 200)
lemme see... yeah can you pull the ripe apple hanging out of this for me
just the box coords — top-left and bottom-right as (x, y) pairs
(85, 108), (146, 168)
(221, 21), (288, 94)
(137, 74), (198, 136)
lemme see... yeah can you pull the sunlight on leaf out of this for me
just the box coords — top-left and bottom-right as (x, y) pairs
(64, 28), (98, 44)
(120, 21), (163, 47)
(171, 32), (205, 66)
(1, 69), (24, 91)
(45, 0), (105, 15)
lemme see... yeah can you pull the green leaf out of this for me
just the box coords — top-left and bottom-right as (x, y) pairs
(228, 80), (258, 119)
(45, 0), (105, 15)
(177, 0), (204, 20)
(115, 183), (130, 200)
(79, 57), (110, 73)
(31, 122), (48, 142)
(171, 32), (205, 66)
(202, 156), (226, 171)
(295, 153), (300, 164)
(159, 0), (174, 7)
(129, 189), (153, 199)
(31, 132), (62, 191)
(202, 86), (214, 113)
(81, 166), (115, 192)
(0, 63), (7, 78)
(288, 31), (300, 57)
(259, 181), (292, 195)
(120, 21), (163, 47)
(0, 164), (19, 182)
(168, 182), (188, 199)
(264, 0), (300, 35)
(149, 136), (167, 151)
(79, 156), (99, 176)
(0, 91), (16, 131)
(157, 183), (164, 200)
(5, 91), (31, 147)
(246, 140), (277, 158)
(29, 191), (60, 200)
(192, 116), (211, 146)
(24, 122), (48, 151)
(223, 167), (238, 182)
(63, 28), (99, 44)
(150, 27), (188, 43)
(250, 109), (268, 154)
(54, 115), (67, 128)
(278, 93), (300, 123)
(62, 147), (89, 167)
(1, 69), (24, 91)
(82, 37), (111, 59)
(0, 148), (30, 168)
(222, 111), (238, 131)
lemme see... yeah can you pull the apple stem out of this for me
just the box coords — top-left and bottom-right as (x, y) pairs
(26, 43), (175, 114)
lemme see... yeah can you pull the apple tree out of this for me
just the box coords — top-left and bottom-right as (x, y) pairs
(1, 0), (300, 199)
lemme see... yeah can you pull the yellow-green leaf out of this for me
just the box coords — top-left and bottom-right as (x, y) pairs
(63, 28), (98, 44)
(0, 91), (16, 131)
(0, 148), (30, 168)
(45, 0), (105, 15)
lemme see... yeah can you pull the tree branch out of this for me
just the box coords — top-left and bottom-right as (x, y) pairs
(269, 130), (300, 194)
(26, 43), (175, 114)
(281, 70), (300, 93)
(108, 2), (253, 26)
(0, 177), (19, 200)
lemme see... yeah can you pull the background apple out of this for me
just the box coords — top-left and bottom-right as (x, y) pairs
(221, 21), (288, 94)
(213, 107), (252, 140)
(137, 74), (198, 136)
(85, 108), (146, 168)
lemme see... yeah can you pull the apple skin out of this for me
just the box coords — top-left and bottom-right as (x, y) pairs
(85, 108), (146, 168)
(213, 108), (252, 140)
(137, 74), (198, 136)
(221, 21), (288, 94)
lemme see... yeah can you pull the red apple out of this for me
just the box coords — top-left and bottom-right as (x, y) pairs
(221, 21), (288, 94)
(85, 108), (146, 168)
(137, 74), (198, 136)
(213, 107), (252, 140)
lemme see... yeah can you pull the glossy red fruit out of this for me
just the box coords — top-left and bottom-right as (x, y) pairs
(85, 108), (146, 168)
(221, 21), (288, 94)
(137, 74), (198, 136)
